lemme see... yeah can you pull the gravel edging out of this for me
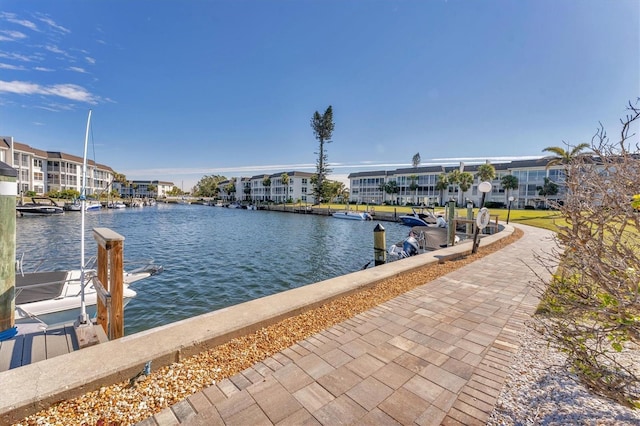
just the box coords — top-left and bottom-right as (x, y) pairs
(487, 322), (640, 425)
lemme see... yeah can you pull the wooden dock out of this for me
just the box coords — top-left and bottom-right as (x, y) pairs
(0, 322), (106, 372)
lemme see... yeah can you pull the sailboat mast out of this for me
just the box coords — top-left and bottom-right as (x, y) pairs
(79, 109), (92, 324)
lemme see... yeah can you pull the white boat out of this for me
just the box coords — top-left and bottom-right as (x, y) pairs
(108, 201), (126, 209)
(398, 208), (439, 227)
(14, 260), (162, 326)
(65, 200), (101, 211)
(16, 197), (64, 216)
(332, 211), (372, 220)
(177, 197), (191, 205)
(130, 198), (144, 207)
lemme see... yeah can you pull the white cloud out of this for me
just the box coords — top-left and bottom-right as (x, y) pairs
(85, 56), (96, 65)
(0, 30), (27, 41)
(0, 12), (38, 32)
(37, 16), (70, 34)
(0, 63), (25, 70)
(0, 80), (98, 104)
(68, 66), (87, 73)
(0, 51), (34, 63)
(44, 44), (70, 57)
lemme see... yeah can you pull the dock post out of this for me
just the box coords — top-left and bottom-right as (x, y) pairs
(373, 224), (386, 266)
(0, 161), (17, 340)
(466, 200), (473, 236)
(93, 228), (126, 339)
(447, 200), (456, 246)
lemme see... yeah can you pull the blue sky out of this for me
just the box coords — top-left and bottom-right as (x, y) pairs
(1, 0), (638, 190)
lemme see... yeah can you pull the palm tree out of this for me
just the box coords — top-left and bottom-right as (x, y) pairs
(458, 172), (474, 205)
(476, 163), (496, 183)
(537, 177), (559, 208)
(262, 177), (271, 202)
(542, 143), (591, 169)
(447, 170), (461, 206)
(147, 184), (157, 199)
(409, 174), (419, 204)
(378, 181), (387, 204)
(435, 173), (448, 206)
(386, 181), (399, 204)
(501, 175), (519, 204)
(281, 173), (290, 203)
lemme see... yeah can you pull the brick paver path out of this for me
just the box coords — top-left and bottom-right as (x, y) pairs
(139, 224), (555, 425)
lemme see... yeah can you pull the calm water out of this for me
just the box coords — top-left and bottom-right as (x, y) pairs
(15, 204), (409, 335)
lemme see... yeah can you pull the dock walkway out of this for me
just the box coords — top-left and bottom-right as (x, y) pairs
(139, 224), (555, 425)
(0, 323), (80, 371)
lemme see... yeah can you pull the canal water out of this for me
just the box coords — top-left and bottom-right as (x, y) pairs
(15, 204), (410, 335)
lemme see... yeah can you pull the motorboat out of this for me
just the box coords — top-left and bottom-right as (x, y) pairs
(398, 208), (441, 227)
(108, 201), (126, 209)
(16, 197), (64, 216)
(388, 226), (461, 260)
(64, 200), (101, 211)
(332, 211), (372, 220)
(14, 258), (163, 326)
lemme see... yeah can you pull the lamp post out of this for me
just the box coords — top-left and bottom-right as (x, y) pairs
(506, 196), (514, 224)
(472, 181), (492, 254)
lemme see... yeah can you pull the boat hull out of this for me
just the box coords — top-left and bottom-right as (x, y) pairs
(398, 216), (431, 227)
(332, 211), (372, 220)
(17, 207), (64, 216)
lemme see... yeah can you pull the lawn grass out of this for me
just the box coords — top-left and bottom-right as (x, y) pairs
(318, 203), (565, 232)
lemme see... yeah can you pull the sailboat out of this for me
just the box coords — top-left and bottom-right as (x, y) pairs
(14, 110), (163, 328)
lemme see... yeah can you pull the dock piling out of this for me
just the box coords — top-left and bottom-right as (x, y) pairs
(373, 224), (386, 266)
(93, 228), (126, 339)
(0, 161), (17, 340)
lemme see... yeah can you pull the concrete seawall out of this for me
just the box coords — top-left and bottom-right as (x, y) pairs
(0, 226), (512, 424)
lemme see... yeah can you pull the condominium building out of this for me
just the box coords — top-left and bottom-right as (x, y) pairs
(218, 171), (317, 203)
(114, 180), (175, 198)
(349, 159), (565, 209)
(1, 136), (115, 196)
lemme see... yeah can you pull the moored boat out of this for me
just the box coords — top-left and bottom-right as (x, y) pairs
(332, 211), (372, 220)
(398, 208), (438, 227)
(16, 197), (64, 216)
(108, 201), (126, 209)
(14, 260), (163, 326)
(64, 200), (101, 211)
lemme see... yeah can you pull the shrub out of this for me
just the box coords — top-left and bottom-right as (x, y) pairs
(535, 101), (640, 408)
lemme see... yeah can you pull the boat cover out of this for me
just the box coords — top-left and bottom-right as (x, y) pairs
(15, 271), (68, 304)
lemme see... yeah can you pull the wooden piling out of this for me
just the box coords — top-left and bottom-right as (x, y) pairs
(93, 228), (125, 339)
(373, 224), (386, 266)
(0, 161), (17, 338)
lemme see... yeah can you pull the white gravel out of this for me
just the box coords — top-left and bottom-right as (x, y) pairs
(487, 322), (640, 426)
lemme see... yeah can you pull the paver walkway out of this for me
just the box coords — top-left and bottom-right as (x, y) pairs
(139, 224), (555, 425)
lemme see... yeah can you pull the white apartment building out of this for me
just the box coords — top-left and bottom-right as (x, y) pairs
(114, 180), (175, 198)
(349, 159), (566, 209)
(218, 171), (317, 203)
(1, 136), (114, 197)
